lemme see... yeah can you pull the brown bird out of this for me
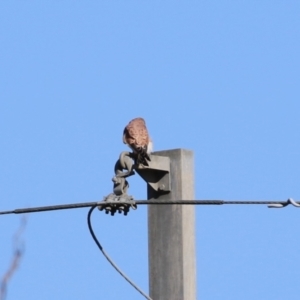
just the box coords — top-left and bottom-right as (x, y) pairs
(123, 117), (153, 166)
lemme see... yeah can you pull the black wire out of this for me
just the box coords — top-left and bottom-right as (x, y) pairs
(0, 201), (99, 215)
(1, 199), (299, 215)
(87, 205), (152, 300)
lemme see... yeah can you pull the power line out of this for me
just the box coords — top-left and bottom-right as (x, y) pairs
(0, 198), (299, 216)
(1, 196), (298, 299)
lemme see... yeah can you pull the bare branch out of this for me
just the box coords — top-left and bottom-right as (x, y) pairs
(0, 216), (27, 300)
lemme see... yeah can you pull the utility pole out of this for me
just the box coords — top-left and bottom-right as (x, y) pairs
(147, 149), (196, 300)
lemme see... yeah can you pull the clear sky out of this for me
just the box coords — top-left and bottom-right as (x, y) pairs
(0, 1), (299, 300)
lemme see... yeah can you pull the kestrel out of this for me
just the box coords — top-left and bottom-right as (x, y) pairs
(123, 118), (153, 166)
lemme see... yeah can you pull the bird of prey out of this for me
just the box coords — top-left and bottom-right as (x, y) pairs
(123, 117), (153, 166)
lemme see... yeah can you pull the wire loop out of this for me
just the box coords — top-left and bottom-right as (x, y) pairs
(267, 198), (300, 208)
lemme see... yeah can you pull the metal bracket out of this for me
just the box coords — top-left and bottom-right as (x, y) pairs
(100, 151), (136, 216)
(101, 152), (171, 215)
(135, 155), (171, 195)
(99, 193), (137, 216)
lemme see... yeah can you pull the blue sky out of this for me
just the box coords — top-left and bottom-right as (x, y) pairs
(0, 1), (299, 299)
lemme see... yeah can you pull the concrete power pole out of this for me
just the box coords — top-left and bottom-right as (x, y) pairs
(147, 149), (196, 300)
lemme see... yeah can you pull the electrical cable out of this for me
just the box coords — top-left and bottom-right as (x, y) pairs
(1, 198), (298, 299)
(87, 205), (152, 300)
(1, 199), (299, 215)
